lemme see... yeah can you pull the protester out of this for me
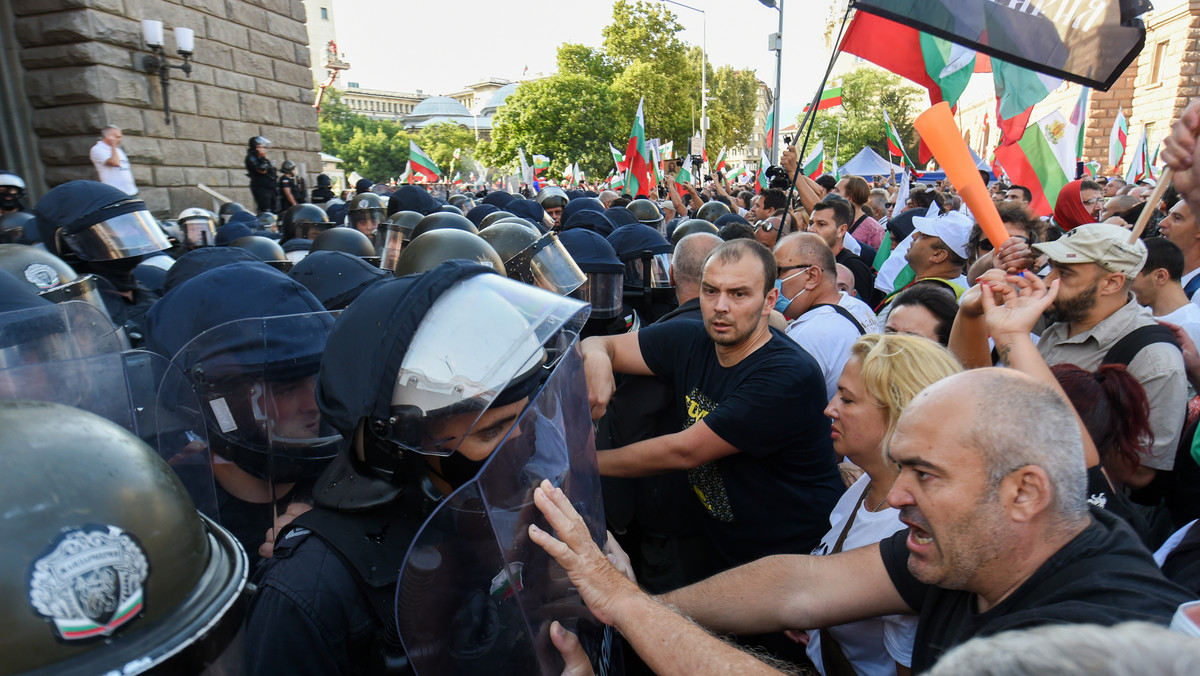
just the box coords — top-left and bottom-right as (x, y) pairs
(89, 125), (137, 195)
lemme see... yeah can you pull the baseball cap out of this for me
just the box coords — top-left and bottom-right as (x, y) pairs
(911, 211), (972, 259)
(1033, 222), (1147, 278)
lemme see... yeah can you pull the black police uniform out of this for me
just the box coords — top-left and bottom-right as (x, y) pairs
(246, 154), (277, 214)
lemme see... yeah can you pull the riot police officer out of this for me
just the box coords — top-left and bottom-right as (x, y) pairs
(245, 136), (277, 213)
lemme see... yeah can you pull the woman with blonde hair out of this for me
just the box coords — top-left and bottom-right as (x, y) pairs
(804, 333), (962, 676)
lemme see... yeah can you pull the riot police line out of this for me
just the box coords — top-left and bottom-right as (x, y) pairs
(0, 176), (712, 675)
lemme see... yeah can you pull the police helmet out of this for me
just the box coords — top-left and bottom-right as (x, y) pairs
(410, 211), (479, 241)
(177, 207), (219, 249)
(218, 202), (248, 224)
(696, 200), (731, 223)
(670, 218), (720, 246)
(479, 210), (512, 230)
(607, 223), (673, 289)
(535, 186), (569, 211)
(627, 198), (664, 228)
(0, 211), (35, 244)
(290, 250), (388, 310)
(35, 181), (170, 262)
(230, 235), (290, 271)
(0, 400), (247, 674)
(0, 170), (26, 194)
(394, 229), (504, 277)
(384, 210), (425, 244)
(281, 160), (296, 173)
(346, 192), (386, 237)
(448, 194), (473, 210)
(478, 222), (585, 294)
(438, 204), (464, 216)
(281, 237), (311, 264)
(257, 212), (278, 231)
(280, 203), (334, 242)
(559, 228), (625, 320)
(310, 226), (376, 259)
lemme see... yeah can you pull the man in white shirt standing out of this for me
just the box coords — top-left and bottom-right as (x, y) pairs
(89, 125), (137, 195)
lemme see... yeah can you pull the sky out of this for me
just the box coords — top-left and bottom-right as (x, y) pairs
(329, 0), (838, 125)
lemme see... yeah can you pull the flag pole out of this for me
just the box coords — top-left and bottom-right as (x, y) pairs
(1129, 170), (1172, 243)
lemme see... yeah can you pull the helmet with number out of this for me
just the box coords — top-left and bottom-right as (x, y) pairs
(310, 226), (376, 259)
(410, 211), (478, 241)
(627, 198), (664, 231)
(0, 210), (36, 244)
(0, 400), (247, 674)
(670, 218), (720, 246)
(35, 181), (170, 262)
(479, 221), (585, 294)
(230, 235), (290, 271)
(280, 203), (334, 242)
(696, 200), (731, 223)
(281, 160), (296, 173)
(394, 229), (504, 277)
(218, 202), (248, 224)
(177, 207), (219, 249)
(535, 186), (569, 211)
(346, 192), (386, 239)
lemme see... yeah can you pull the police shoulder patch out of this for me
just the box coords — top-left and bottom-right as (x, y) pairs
(28, 524), (149, 641)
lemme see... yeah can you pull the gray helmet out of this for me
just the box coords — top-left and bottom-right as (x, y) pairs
(535, 186), (569, 210)
(347, 192), (386, 216)
(395, 229), (505, 277)
(479, 222), (586, 294)
(627, 199), (664, 231)
(696, 200), (731, 223)
(281, 160), (296, 173)
(0, 210), (35, 244)
(410, 211), (478, 241)
(384, 211), (424, 244)
(479, 210), (513, 230)
(218, 202), (248, 224)
(310, 226), (376, 259)
(347, 193), (386, 237)
(0, 400), (247, 674)
(448, 194), (474, 210)
(230, 235), (290, 271)
(670, 218), (720, 246)
(177, 207), (219, 249)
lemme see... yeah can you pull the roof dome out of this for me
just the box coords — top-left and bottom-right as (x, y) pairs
(409, 96), (471, 118)
(482, 83), (518, 113)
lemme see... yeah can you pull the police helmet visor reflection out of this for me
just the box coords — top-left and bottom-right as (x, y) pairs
(62, 209), (171, 260)
(182, 217), (217, 248)
(569, 272), (622, 319)
(505, 233), (587, 296)
(384, 274), (588, 457)
(624, 253), (672, 288)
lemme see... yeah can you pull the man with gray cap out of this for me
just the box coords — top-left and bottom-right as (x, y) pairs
(1034, 223), (1187, 489)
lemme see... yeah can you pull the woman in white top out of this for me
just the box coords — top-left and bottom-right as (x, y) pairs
(805, 333), (963, 676)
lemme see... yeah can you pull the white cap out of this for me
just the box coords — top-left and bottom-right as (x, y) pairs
(912, 211), (973, 259)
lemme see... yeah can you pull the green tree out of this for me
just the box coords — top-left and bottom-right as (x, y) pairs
(800, 69), (923, 168)
(416, 123), (478, 177)
(481, 74), (631, 180)
(602, 0), (685, 67)
(706, 66), (760, 160)
(557, 44), (620, 83)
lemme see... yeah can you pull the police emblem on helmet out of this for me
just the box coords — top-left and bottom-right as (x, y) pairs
(23, 262), (61, 289)
(28, 525), (150, 641)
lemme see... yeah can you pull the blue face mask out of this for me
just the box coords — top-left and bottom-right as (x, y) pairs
(773, 269), (808, 315)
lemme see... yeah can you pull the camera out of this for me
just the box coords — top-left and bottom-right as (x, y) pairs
(764, 165), (791, 190)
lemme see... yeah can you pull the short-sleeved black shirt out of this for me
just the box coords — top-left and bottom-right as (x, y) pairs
(637, 320), (844, 569)
(880, 507), (1195, 673)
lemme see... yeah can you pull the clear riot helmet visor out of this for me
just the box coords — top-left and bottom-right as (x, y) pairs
(504, 233), (587, 296)
(569, 272), (623, 319)
(349, 208), (384, 235)
(182, 216), (218, 248)
(624, 252), (672, 288)
(60, 207), (171, 261)
(380, 222), (404, 272)
(0, 301), (124, 371)
(284, 249), (308, 264)
(379, 274), (588, 457)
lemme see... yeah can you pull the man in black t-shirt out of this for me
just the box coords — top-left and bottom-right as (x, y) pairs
(581, 238), (843, 573)
(528, 367), (1195, 674)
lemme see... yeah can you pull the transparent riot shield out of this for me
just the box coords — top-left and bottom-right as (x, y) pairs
(156, 310), (344, 566)
(0, 348), (222, 529)
(0, 299), (125, 370)
(396, 341), (616, 676)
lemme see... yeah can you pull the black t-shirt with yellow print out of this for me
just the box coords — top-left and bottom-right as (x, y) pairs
(638, 320), (845, 571)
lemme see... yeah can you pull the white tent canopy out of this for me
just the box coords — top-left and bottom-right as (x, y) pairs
(840, 146), (905, 178)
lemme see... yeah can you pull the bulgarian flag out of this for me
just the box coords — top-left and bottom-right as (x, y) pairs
(764, 105), (776, 156)
(1110, 106), (1129, 172)
(452, 172), (463, 186)
(756, 151), (771, 193)
(660, 140), (675, 160)
(563, 163), (575, 188)
(398, 161), (412, 184)
(624, 98), (651, 197)
(675, 156), (694, 192)
(610, 170), (625, 192)
(728, 165), (749, 183)
(409, 141), (441, 182)
(1069, 87), (1089, 161)
(532, 154), (551, 175)
(803, 79), (844, 112)
(883, 109), (914, 168)
(802, 140), (825, 180)
(1150, 142), (1162, 180)
(1083, 161), (1100, 179)
(993, 110), (1075, 217)
(713, 147), (728, 174)
(651, 146), (665, 190)
(1125, 128), (1149, 184)
(610, 143), (628, 173)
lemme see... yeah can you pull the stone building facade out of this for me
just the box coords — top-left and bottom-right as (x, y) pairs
(1, 0), (322, 216)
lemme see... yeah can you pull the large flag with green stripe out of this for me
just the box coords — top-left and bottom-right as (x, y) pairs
(993, 110), (1074, 217)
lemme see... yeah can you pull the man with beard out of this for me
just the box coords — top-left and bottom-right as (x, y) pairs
(581, 238), (843, 578)
(1034, 223), (1187, 489)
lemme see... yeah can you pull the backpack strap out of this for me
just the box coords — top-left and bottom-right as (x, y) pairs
(1101, 324), (1180, 367)
(810, 303), (866, 335)
(1184, 273), (1200, 300)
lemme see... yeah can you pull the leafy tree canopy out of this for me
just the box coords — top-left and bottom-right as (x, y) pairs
(801, 69), (924, 168)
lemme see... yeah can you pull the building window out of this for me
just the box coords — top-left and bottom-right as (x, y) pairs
(320, 7), (328, 20)
(1151, 40), (1168, 84)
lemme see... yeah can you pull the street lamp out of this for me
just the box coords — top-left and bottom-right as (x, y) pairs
(661, 0), (707, 152)
(759, 0), (783, 164)
(140, 19), (195, 122)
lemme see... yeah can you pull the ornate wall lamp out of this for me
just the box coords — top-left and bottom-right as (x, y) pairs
(140, 20), (194, 122)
